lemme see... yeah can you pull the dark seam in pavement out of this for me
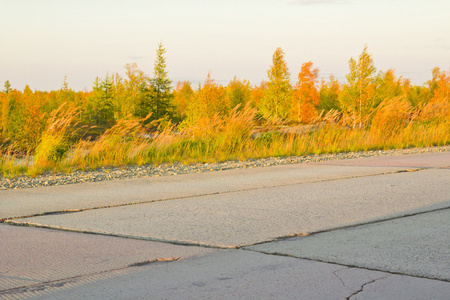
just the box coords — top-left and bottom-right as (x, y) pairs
(0, 279), (79, 296)
(396, 168), (425, 172)
(308, 164), (430, 170)
(0, 257), (181, 296)
(241, 248), (450, 283)
(4, 207), (449, 279)
(0, 221), (234, 250)
(6, 205), (448, 252)
(0, 168), (423, 222)
(3, 204), (449, 254)
(346, 274), (391, 300)
(237, 206), (450, 248)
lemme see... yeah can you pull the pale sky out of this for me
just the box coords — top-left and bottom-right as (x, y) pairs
(1, 0), (449, 91)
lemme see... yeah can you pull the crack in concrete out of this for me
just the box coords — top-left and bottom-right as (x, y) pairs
(0, 164), (446, 297)
(0, 168), (416, 222)
(346, 274), (391, 300)
(0, 257), (181, 297)
(332, 267), (356, 293)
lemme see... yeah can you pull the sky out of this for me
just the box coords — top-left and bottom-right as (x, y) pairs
(1, 0), (449, 91)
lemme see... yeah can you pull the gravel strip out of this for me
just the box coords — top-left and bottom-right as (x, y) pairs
(1, 146), (449, 190)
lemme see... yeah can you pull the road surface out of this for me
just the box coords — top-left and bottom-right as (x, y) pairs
(1, 151), (449, 299)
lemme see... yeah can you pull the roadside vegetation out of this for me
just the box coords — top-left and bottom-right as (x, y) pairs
(1, 44), (449, 177)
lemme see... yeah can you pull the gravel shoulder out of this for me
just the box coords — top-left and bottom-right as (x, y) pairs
(1, 145), (449, 190)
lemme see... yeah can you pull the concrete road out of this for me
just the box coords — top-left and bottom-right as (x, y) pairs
(1, 164), (407, 220)
(246, 209), (450, 280)
(1, 151), (449, 299)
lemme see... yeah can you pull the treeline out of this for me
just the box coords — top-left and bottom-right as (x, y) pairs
(0, 44), (449, 176)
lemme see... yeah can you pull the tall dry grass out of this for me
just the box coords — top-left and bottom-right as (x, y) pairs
(1, 98), (449, 178)
(69, 115), (157, 169)
(0, 143), (32, 177)
(175, 103), (257, 162)
(27, 104), (79, 176)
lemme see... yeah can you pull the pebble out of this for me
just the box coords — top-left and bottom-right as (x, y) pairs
(1, 145), (449, 190)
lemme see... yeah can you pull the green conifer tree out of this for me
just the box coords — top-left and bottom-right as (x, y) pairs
(88, 76), (115, 125)
(3, 80), (12, 93)
(139, 42), (174, 121)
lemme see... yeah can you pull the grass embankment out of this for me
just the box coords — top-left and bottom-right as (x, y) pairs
(1, 98), (449, 178)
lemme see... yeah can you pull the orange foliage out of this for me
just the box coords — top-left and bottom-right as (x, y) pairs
(199, 73), (228, 116)
(173, 81), (194, 119)
(251, 81), (267, 108)
(430, 69), (450, 102)
(225, 77), (251, 110)
(21, 92), (48, 149)
(184, 73), (228, 125)
(1, 44), (449, 165)
(292, 62), (320, 123)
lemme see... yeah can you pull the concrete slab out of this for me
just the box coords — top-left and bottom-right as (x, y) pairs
(8, 168), (450, 247)
(7, 250), (449, 300)
(247, 209), (450, 281)
(0, 224), (215, 292)
(1, 152), (449, 299)
(0, 164), (407, 220)
(312, 151), (450, 168)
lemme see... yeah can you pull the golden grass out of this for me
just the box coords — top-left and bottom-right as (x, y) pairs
(1, 98), (449, 178)
(27, 104), (79, 176)
(0, 144), (32, 177)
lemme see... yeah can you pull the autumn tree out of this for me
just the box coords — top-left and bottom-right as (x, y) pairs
(259, 48), (292, 120)
(0, 90), (9, 138)
(52, 76), (75, 112)
(0, 86), (48, 149)
(0, 81), (12, 138)
(319, 75), (341, 112)
(104, 73), (126, 120)
(373, 69), (403, 106)
(123, 63), (146, 117)
(418, 67), (450, 121)
(184, 73), (227, 125)
(291, 62), (320, 123)
(198, 73), (228, 117)
(427, 67), (441, 96)
(339, 45), (376, 128)
(250, 81), (268, 109)
(21, 90), (48, 149)
(402, 81), (429, 107)
(429, 67), (450, 101)
(226, 77), (251, 110)
(0, 89), (22, 140)
(172, 81), (194, 120)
